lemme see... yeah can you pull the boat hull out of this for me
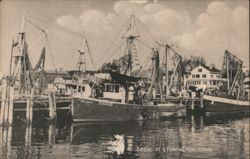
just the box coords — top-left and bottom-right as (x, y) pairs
(72, 96), (146, 122)
(203, 95), (250, 113)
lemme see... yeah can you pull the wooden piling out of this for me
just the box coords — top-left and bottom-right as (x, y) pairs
(191, 92), (195, 111)
(8, 87), (14, 125)
(191, 99), (195, 110)
(25, 125), (32, 146)
(49, 92), (56, 121)
(71, 93), (74, 117)
(26, 95), (31, 125)
(48, 124), (55, 145)
(49, 92), (53, 120)
(200, 94), (204, 109)
(53, 93), (57, 121)
(29, 89), (34, 124)
(179, 97), (183, 105)
(3, 88), (10, 125)
(0, 86), (7, 125)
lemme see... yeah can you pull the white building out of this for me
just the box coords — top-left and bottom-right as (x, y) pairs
(184, 65), (225, 90)
(243, 76), (250, 100)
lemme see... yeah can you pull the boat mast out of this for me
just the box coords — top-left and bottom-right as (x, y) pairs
(224, 50), (243, 96)
(76, 36), (87, 77)
(147, 42), (161, 99)
(16, 11), (33, 94)
(226, 52), (230, 91)
(124, 15), (139, 76)
(165, 44), (169, 97)
(9, 40), (14, 86)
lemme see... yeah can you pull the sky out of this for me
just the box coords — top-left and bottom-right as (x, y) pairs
(0, 0), (249, 75)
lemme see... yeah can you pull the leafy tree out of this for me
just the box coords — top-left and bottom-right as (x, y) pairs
(99, 55), (130, 73)
(182, 56), (206, 73)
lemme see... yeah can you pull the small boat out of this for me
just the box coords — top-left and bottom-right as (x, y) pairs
(203, 50), (250, 113)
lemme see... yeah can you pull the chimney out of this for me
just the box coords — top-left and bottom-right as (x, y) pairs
(209, 64), (215, 69)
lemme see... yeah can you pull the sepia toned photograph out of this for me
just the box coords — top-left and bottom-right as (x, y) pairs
(0, 0), (249, 158)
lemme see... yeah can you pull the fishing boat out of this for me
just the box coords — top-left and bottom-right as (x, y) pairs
(71, 15), (185, 122)
(203, 50), (250, 113)
(51, 38), (94, 97)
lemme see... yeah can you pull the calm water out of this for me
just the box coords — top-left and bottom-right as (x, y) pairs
(0, 113), (249, 159)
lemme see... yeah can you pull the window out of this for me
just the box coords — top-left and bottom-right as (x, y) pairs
(105, 85), (112, 92)
(211, 75), (213, 78)
(82, 86), (85, 92)
(203, 81), (207, 84)
(192, 75), (195, 78)
(198, 69), (202, 72)
(202, 74), (206, 78)
(196, 74), (200, 78)
(105, 84), (120, 92)
(115, 85), (119, 92)
(216, 75), (220, 78)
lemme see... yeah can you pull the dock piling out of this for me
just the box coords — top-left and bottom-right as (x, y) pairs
(26, 88), (34, 125)
(3, 88), (10, 126)
(0, 86), (7, 125)
(49, 92), (56, 122)
(191, 92), (195, 111)
(179, 97), (183, 105)
(200, 94), (204, 109)
(49, 92), (53, 120)
(191, 100), (195, 110)
(53, 93), (57, 121)
(26, 95), (31, 124)
(8, 87), (14, 125)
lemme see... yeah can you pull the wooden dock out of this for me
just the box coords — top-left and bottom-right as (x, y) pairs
(0, 85), (72, 127)
(1, 85), (204, 127)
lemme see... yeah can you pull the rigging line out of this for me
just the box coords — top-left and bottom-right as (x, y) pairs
(225, 50), (243, 63)
(27, 29), (50, 51)
(137, 49), (154, 77)
(135, 38), (153, 50)
(99, 17), (132, 61)
(133, 17), (141, 37)
(28, 15), (83, 38)
(26, 49), (36, 67)
(100, 39), (127, 68)
(167, 45), (182, 57)
(141, 49), (154, 67)
(45, 36), (57, 71)
(134, 16), (156, 41)
(99, 27), (127, 62)
(26, 19), (46, 33)
(85, 39), (96, 71)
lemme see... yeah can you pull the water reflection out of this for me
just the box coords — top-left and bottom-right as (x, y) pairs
(0, 113), (249, 159)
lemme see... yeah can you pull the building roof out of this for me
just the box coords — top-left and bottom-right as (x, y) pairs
(200, 65), (221, 73)
(45, 70), (69, 75)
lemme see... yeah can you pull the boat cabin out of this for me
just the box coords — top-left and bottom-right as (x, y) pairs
(65, 83), (91, 97)
(102, 83), (134, 103)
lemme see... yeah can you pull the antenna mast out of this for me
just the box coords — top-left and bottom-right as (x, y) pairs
(76, 35), (87, 77)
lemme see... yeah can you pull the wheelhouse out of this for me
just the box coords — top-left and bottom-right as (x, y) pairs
(102, 83), (125, 102)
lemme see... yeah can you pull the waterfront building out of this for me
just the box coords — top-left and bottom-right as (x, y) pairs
(184, 65), (225, 90)
(243, 76), (250, 100)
